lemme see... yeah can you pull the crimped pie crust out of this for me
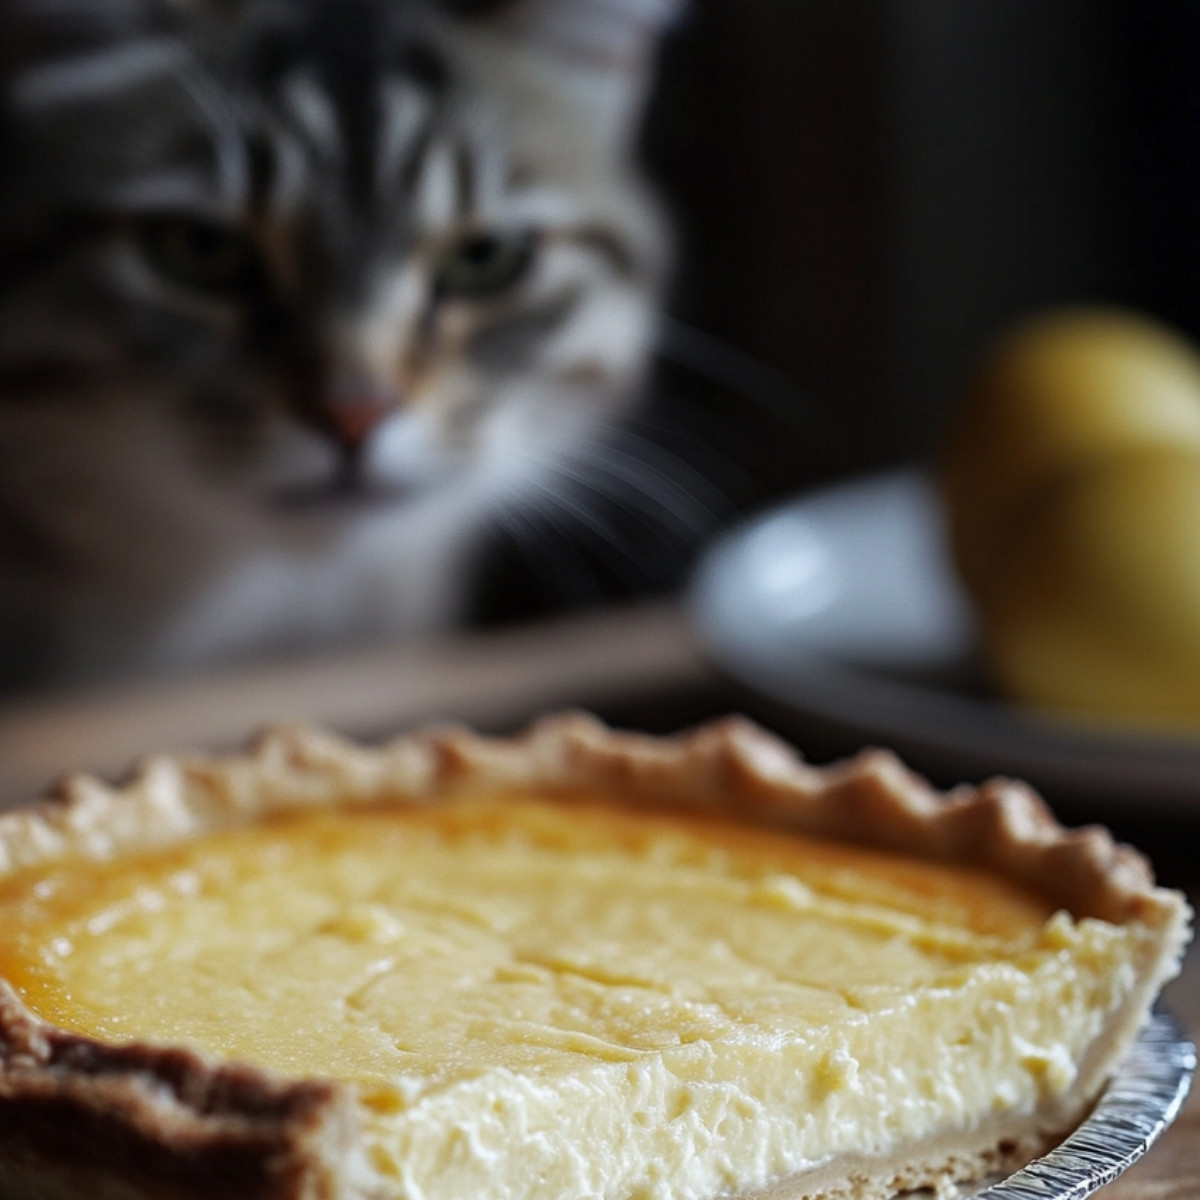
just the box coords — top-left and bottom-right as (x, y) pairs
(0, 713), (1189, 1200)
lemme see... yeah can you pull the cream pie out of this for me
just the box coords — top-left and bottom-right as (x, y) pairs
(0, 714), (1189, 1200)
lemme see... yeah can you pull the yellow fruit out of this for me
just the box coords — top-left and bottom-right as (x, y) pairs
(978, 452), (1200, 731)
(942, 307), (1200, 598)
(940, 306), (1200, 731)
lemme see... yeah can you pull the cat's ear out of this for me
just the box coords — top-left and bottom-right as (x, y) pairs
(474, 0), (685, 77)
(453, 0), (684, 152)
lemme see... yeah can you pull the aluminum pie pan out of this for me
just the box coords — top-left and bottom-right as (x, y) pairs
(959, 1009), (1195, 1199)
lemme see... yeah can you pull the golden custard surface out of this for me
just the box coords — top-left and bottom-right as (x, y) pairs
(0, 795), (1145, 1200)
(2, 796), (1048, 1079)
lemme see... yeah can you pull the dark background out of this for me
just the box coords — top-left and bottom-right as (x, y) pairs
(476, 0), (1200, 624)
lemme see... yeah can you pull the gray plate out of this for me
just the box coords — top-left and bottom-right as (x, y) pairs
(963, 1011), (1195, 1199)
(688, 469), (1200, 810)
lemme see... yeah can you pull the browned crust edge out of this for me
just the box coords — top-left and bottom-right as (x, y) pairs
(0, 981), (354, 1200)
(0, 712), (1190, 1200)
(5, 710), (1182, 925)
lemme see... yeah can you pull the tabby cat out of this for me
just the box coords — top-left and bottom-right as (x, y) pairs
(0, 0), (679, 690)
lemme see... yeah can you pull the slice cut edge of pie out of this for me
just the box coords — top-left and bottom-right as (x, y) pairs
(0, 711), (1189, 1200)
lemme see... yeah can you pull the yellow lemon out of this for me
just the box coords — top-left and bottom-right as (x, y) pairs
(942, 307), (1200, 598)
(977, 451), (1200, 731)
(940, 306), (1200, 731)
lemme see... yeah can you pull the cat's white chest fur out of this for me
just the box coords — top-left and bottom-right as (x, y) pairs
(44, 404), (524, 684)
(148, 491), (485, 673)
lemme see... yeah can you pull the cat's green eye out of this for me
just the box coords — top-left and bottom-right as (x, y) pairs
(136, 217), (259, 296)
(435, 230), (536, 300)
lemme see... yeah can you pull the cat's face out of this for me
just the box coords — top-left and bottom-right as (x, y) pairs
(0, 0), (671, 524)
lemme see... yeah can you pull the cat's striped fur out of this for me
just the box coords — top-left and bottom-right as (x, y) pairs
(0, 0), (678, 687)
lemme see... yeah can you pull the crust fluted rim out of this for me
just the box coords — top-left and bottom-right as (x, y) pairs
(3, 711), (1183, 928)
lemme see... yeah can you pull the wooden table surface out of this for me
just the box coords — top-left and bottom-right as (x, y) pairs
(0, 599), (1196, 1196)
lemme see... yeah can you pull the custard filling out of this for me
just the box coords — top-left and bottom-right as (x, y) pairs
(0, 794), (1154, 1200)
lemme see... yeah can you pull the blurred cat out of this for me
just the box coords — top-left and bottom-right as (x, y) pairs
(0, 0), (679, 690)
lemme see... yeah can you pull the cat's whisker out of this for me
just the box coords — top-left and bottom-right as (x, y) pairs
(565, 440), (731, 543)
(493, 495), (610, 610)
(525, 479), (670, 598)
(523, 474), (632, 551)
(655, 314), (849, 458)
(509, 418), (718, 539)
(587, 428), (732, 511)
(501, 441), (708, 598)
(557, 464), (713, 558)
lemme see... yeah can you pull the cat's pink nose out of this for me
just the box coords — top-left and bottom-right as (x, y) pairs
(311, 376), (399, 450)
(324, 396), (392, 448)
